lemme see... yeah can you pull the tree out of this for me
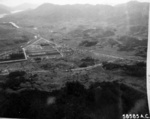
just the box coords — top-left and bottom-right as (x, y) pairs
(5, 71), (26, 89)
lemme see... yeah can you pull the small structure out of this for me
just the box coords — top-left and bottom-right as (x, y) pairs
(0, 69), (9, 75)
(0, 49), (27, 64)
(23, 38), (63, 59)
(0, 37), (63, 64)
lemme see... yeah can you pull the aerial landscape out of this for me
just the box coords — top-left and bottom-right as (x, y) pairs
(0, 0), (149, 119)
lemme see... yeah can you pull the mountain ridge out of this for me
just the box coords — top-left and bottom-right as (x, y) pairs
(1, 1), (148, 27)
(0, 4), (10, 14)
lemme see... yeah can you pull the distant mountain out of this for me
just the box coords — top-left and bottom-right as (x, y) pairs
(0, 4), (10, 11)
(12, 3), (38, 11)
(0, 4), (10, 14)
(1, 1), (148, 27)
(28, 3), (114, 23)
(112, 1), (149, 25)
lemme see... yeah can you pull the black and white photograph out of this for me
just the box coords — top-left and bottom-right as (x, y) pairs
(0, 0), (149, 119)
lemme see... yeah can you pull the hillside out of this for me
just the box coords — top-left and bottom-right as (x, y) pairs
(0, 4), (10, 14)
(0, 1), (148, 118)
(0, 22), (34, 52)
(0, 1), (147, 60)
(11, 3), (38, 11)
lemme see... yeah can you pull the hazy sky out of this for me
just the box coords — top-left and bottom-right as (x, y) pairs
(0, 0), (149, 7)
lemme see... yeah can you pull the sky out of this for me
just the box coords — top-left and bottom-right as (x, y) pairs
(0, 0), (149, 7)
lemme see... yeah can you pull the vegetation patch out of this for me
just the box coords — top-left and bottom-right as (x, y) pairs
(102, 61), (146, 77)
(79, 40), (98, 47)
(0, 81), (148, 119)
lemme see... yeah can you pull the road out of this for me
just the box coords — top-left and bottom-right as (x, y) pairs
(9, 22), (20, 28)
(90, 50), (146, 62)
(32, 70), (49, 73)
(71, 48), (145, 62)
(71, 63), (102, 72)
